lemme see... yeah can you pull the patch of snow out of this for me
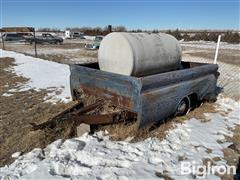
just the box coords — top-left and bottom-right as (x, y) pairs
(0, 97), (239, 179)
(11, 152), (21, 159)
(0, 49), (71, 103)
(2, 92), (13, 97)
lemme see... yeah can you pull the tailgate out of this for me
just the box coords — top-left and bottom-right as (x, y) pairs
(70, 64), (141, 112)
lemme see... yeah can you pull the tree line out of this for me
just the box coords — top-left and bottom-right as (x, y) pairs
(165, 29), (240, 44)
(37, 26), (126, 36)
(37, 27), (239, 44)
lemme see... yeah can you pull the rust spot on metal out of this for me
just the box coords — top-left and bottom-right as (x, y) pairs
(79, 85), (134, 110)
(73, 99), (104, 115)
(77, 111), (136, 125)
(77, 114), (116, 125)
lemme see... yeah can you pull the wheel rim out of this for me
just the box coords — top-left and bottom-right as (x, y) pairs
(178, 101), (187, 114)
(176, 97), (190, 116)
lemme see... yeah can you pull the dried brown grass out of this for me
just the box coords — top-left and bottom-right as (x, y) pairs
(0, 57), (75, 166)
(102, 118), (173, 142)
(102, 101), (219, 142)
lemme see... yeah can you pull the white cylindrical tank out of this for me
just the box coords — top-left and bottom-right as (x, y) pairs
(98, 32), (182, 76)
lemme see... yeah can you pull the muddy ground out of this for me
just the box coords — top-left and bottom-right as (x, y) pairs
(0, 57), (76, 166)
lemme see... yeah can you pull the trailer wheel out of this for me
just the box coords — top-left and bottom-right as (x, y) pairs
(176, 97), (190, 116)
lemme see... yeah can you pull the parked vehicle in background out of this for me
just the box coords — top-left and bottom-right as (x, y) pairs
(65, 30), (85, 39)
(25, 33), (63, 44)
(2, 33), (26, 42)
(19, 32), (33, 39)
(72, 32), (85, 39)
(85, 36), (104, 50)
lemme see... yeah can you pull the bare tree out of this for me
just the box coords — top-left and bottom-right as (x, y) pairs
(114, 26), (127, 32)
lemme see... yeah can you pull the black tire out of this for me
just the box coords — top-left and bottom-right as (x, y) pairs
(176, 97), (191, 116)
(56, 41), (62, 45)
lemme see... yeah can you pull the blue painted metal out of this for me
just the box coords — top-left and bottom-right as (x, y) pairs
(70, 62), (219, 128)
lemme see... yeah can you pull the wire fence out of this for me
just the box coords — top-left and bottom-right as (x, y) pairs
(180, 35), (240, 100)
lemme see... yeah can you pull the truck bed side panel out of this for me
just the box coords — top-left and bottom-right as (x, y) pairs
(139, 64), (218, 127)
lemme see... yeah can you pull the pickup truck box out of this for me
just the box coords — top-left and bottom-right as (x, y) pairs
(70, 61), (219, 128)
(25, 33), (63, 45)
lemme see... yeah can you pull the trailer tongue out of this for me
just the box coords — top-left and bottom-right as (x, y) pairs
(30, 99), (135, 131)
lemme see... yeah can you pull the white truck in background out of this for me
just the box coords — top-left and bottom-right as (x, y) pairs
(65, 30), (85, 39)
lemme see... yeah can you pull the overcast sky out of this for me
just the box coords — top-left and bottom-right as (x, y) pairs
(1, 0), (239, 30)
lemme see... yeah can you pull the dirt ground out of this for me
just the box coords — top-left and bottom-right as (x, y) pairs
(0, 57), (76, 166)
(182, 47), (240, 66)
(0, 40), (97, 65)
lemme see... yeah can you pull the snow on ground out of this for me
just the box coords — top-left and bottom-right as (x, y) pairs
(0, 96), (239, 180)
(180, 41), (239, 50)
(0, 49), (71, 103)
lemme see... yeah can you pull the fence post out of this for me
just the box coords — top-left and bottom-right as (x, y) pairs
(214, 35), (221, 64)
(33, 29), (37, 57)
(1, 32), (4, 50)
